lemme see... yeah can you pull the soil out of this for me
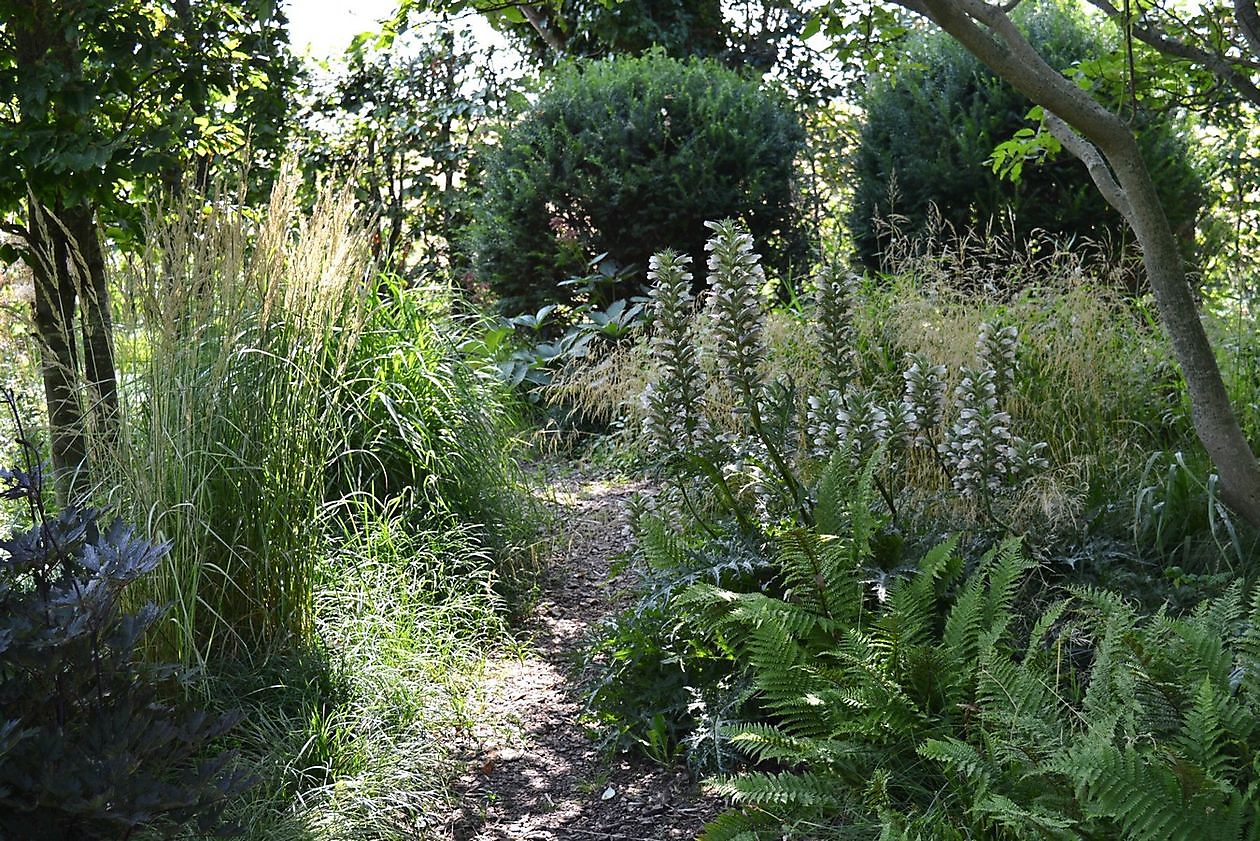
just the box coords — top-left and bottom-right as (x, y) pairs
(446, 469), (723, 841)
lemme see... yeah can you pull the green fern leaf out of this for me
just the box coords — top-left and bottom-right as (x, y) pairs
(980, 537), (1032, 637)
(1176, 676), (1235, 783)
(920, 737), (994, 789)
(714, 770), (850, 811)
(699, 807), (780, 841)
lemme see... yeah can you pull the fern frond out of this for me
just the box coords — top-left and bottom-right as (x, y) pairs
(975, 648), (1064, 746)
(849, 442), (887, 568)
(1058, 742), (1244, 841)
(943, 568), (988, 667)
(1194, 579), (1245, 639)
(1173, 616), (1235, 688)
(972, 792), (1078, 839)
(1081, 612), (1140, 732)
(831, 628), (929, 732)
(920, 737), (994, 789)
(638, 513), (694, 571)
(714, 770), (850, 811)
(1175, 676), (1235, 783)
(776, 528), (861, 623)
(723, 590), (839, 640)
(699, 807), (781, 841)
(1131, 673), (1184, 740)
(1063, 583), (1136, 623)
(1024, 598), (1071, 664)
(814, 449), (851, 538)
(878, 537), (961, 668)
(727, 723), (873, 784)
(980, 537), (1032, 637)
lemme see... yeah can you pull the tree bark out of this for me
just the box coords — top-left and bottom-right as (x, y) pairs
(1236, 0), (1260, 59)
(890, 0), (1260, 529)
(64, 204), (119, 442)
(519, 4), (565, 53)
(27, 199), (88, 504)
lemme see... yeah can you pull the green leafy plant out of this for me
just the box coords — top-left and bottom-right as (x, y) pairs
(678, 452), (1260, 839)
(581, 519), (768, 766)
(912, 580), (1260, 841)
(682, 449), (1033, 838)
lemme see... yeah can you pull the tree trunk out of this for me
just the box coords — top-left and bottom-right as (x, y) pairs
(27, 199), (88, 504)
(64, 204), (119, 443)
(893, 0), (1260, 528)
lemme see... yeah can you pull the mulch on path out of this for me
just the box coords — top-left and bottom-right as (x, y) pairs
(447, 471), (722, 841)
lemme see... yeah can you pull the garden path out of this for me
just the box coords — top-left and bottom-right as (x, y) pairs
(447, 468), (721, 841)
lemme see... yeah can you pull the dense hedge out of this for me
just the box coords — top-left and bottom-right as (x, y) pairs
(470, 51), (808, 312)
(849, 1), (1204, 273)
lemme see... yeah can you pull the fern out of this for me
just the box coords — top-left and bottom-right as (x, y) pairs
(699, 808), (781, 841)
(877, 536), (962, 667)
(1063, 742), (1245, 841)
(1175, 677), (1234, 782)
(776, 528), (862, 624)
(638, 513), (696, 572)
(919, 737), (994, 790)
(693, 525), (1039, 837)
(813, 448), (853, 537)
(971, 792), (1078, 839)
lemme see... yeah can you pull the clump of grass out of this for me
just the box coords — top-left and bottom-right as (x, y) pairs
(336, 276), (537, 562)
(60, 164), (544, 836)
(215, 502), (504, 840)
(104, 169), (370, 665)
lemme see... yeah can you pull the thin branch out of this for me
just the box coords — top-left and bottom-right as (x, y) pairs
(1083, 0), (1260, 107)
(1043, 111), (1136, 228)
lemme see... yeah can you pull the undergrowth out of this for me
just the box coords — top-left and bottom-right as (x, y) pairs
(0, 171), (540, 837)
(572, 219), (1260, 839)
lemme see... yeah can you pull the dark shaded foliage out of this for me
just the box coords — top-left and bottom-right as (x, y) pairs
(849, 1), (1204, 279)
(0, 397), (249, 839)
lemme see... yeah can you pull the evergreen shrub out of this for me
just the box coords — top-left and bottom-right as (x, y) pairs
(471, 51), (808, 312)
(849, 0), (1204, 275)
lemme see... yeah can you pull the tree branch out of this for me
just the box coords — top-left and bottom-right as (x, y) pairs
(1043, 111), (1135, 227)
(1237, 0), (1260, 58)
(1083, 0), (1260, 107)
(518, 3), (564, 53)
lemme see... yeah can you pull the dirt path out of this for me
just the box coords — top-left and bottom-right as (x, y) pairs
(447, 470), (721, 841)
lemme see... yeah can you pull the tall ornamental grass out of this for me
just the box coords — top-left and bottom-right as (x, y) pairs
(104, 170), (537, 665)
(105, 171), (369, 664)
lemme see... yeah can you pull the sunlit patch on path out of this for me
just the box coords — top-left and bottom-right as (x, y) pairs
(448, 470), (720, 840)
